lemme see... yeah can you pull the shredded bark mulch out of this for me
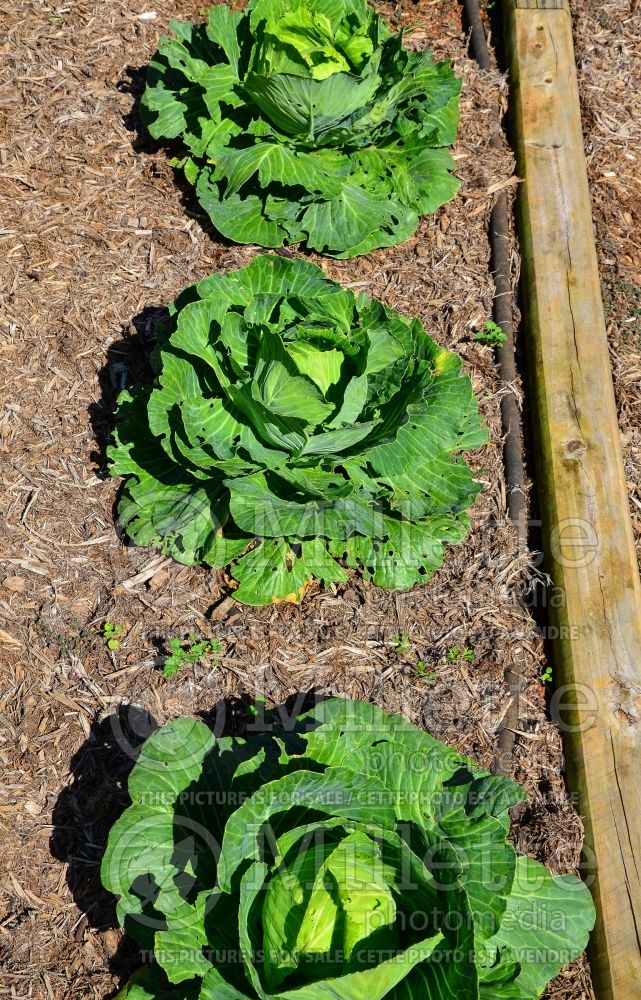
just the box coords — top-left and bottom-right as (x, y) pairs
(571, 0), (641, 567)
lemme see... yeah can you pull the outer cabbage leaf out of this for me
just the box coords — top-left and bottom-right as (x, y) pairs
(481, 856), (596, 998)
(140, 0), (461, 257)
(108, 255), (486, 606)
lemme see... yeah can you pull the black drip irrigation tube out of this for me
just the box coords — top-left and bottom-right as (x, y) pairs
(462, 0), (526, 776)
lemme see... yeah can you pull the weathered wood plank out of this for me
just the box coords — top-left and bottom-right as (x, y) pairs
(513, 0), (568, 10)
(503, 2), (641, 997)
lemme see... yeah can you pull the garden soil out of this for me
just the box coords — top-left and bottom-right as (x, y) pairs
(0, 0), (619, 997)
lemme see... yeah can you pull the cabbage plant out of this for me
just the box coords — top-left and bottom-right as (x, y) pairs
(141, 0), (461, 257)
(108, 255), (486, 605)
(101, 698), (595, 1000)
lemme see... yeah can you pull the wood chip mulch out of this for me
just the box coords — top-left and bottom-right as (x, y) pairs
(571, 0), (641, 566)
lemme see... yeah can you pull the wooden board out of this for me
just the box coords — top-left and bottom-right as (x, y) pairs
(503, 1), (641, 997)
(513, 0), (568, 9)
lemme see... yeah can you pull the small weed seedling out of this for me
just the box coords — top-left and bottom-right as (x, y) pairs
(163, 633), (222, 679)
(40, 618), (95, 658)
(392, 633), (410, 655)
(416, 660), (438, 682)
(474, 320), (507, 349)
(103, 622), (125, 651)
(446, 645), (475, 664)
(540, 665), (553, 684)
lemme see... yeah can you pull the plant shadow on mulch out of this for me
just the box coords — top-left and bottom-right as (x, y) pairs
(117, 66), (156, 154)
(49, 693), (321, 989)
(88, 306), (167, 479)
(117, 65), (236, 247)
(49, 704), (158, 983)
(116, 63), (304, 260)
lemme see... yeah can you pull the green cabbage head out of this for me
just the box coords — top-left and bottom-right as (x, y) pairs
(101, 697), (595, 1000)
(141, 0), (462, 257)
(108, 255), (486, 605)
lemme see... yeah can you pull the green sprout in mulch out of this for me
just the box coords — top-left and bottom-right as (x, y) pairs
(474, 320), (507, 349)
(162, 633), (223, 679)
